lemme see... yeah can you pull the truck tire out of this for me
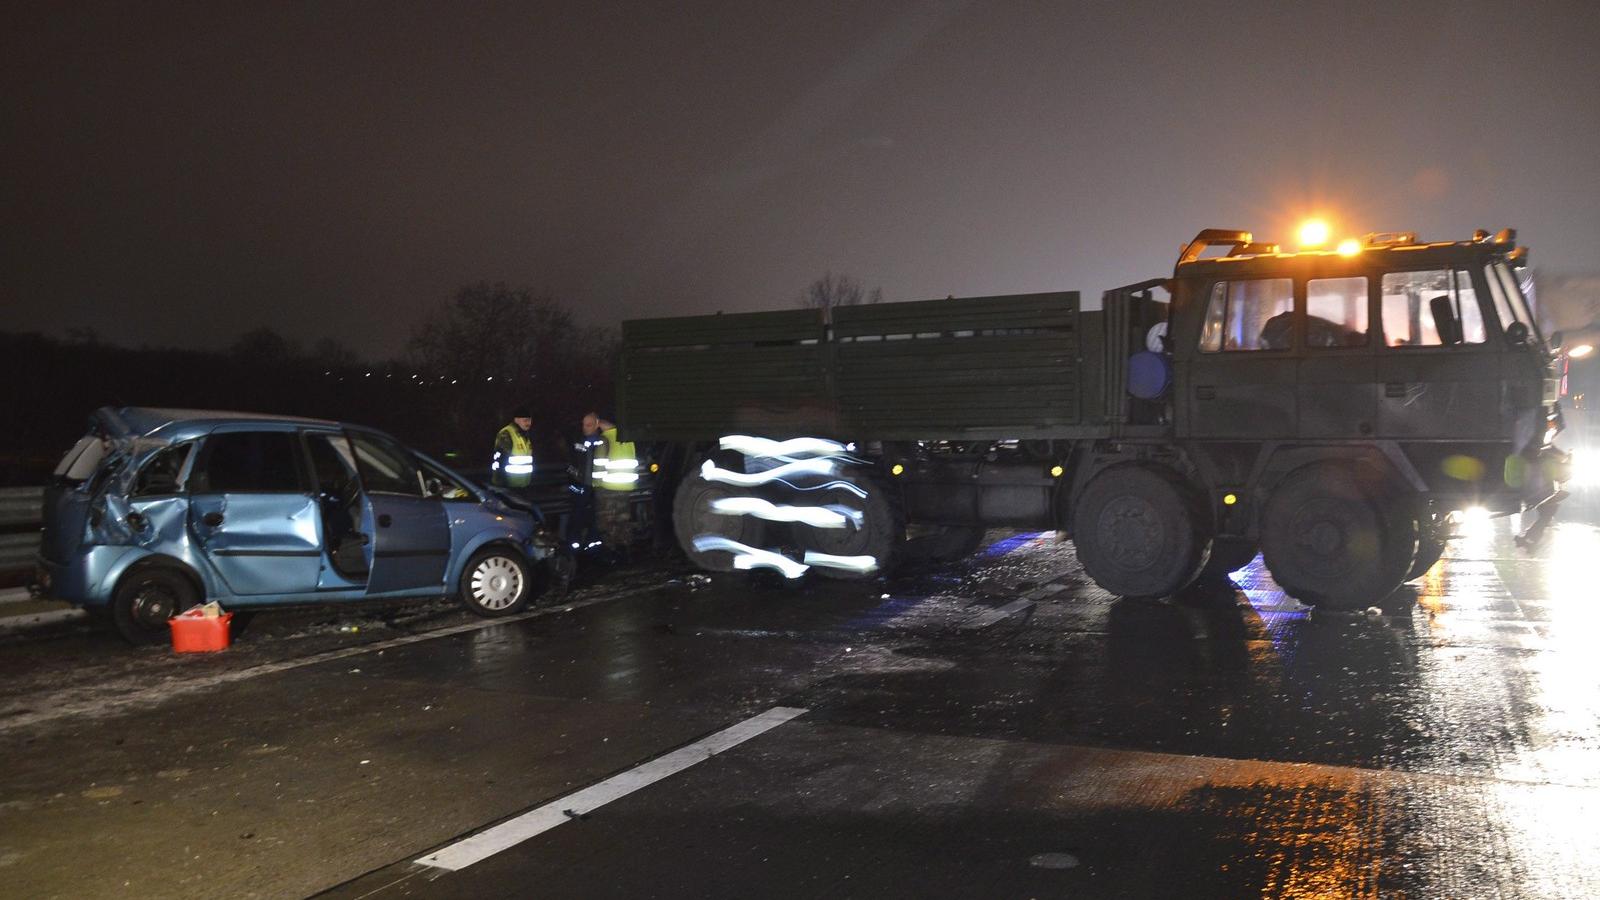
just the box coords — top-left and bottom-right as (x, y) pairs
(1408, 516), (1446, 581)
(1200, 538), (1259, 581)
(789, 469), (904, 580)
(1072, 465), (1210, 599)
(1260, 464), (1415, 609)
(672, 463), (768, 572)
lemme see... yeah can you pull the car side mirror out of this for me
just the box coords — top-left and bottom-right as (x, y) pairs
(1549, 330), (1564, 350)
(1506, 321), (1530, 345)
(1429, 295), (1463, 345)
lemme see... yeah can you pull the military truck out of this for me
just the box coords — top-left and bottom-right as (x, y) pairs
(617, 227), (1570, 607)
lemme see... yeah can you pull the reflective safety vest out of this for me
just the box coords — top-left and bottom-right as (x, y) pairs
(592, 426), (639, 492)
(492, 424), (534, 487)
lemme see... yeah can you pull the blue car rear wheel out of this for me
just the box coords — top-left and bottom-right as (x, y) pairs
(111, 565), (199, 645)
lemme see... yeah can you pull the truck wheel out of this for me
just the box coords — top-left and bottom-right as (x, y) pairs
(1260, 465), (1415, 609)
(790, 470), (904, 580)
(672, 463), (767, 572)
(1200, 538), (1259, 581)
(1408, 516), (1446, 581)
(1072, 465), (1210, 599)
(111, 565), (200, 645)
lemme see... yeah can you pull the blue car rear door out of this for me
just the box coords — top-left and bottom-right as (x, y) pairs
(187, 427), (323, 596)
(345, 430), (451, 595)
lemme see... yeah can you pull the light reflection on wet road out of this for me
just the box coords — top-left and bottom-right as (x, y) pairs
(1, 520), (1597, 898)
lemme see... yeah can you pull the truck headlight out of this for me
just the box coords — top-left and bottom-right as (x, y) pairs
(1567, 448), (1596, 489)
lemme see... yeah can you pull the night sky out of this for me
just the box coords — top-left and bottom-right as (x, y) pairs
(5, 0), (1598, 357)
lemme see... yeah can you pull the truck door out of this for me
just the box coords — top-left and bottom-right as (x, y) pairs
(1375, 268), (1501, 439)
(188, 428), (323, 596)
(345, 430), (451, 595)
(1186, 277), (1298, 438)
(1297, 275), (1377, 438)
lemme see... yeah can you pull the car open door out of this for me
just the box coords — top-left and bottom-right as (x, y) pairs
(345, 430), (451, 595)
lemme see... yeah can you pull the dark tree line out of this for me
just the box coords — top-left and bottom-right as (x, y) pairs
(0, 284), (616, 485)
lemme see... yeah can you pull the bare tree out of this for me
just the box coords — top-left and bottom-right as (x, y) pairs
(405, 283), (612, 444)
(798, 272), (882, 314)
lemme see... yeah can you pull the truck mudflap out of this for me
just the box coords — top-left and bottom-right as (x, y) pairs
(1513, 446), (1572, 548)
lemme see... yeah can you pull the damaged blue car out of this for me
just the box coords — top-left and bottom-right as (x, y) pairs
(36, 407), (568, 643)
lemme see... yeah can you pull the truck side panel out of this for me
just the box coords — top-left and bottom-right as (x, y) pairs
(832, 292), (1081, 439)
(621, 292), (1093, 442)
(620, 309), (831, 441)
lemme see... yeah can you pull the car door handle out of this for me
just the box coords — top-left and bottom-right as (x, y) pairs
(1196, 385), (1216, 400)
(1384, 382), (1407, 398)
(202, 512), (224, 527)
(377, 514), (392, 527)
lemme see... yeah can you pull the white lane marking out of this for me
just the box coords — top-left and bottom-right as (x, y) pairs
(0, 585), (651, 734)
(416, 706), (809, 871)
(962, 599), (1034, 630)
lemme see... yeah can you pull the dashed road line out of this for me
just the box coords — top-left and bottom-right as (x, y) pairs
(414, 706), (809, 871)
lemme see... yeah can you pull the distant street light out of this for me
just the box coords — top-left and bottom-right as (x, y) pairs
(1569, 343), (1594, 359)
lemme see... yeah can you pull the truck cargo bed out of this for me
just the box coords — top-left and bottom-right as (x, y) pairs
(620, 291), (1107, 442)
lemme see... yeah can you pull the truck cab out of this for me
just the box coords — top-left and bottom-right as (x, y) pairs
(1164, 228), (1560, 509)
(1076, 227), (1569, 606)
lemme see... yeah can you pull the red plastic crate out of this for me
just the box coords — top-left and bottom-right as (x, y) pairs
(169, 610), (233, 653)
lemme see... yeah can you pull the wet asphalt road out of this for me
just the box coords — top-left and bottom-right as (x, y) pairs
(1, 518), (1598, 899)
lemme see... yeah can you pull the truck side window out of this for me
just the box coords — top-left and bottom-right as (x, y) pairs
(1305, 277), (1369, 347)
(1198, 278), (1293, 352)
(1381, 270), (1485, 346)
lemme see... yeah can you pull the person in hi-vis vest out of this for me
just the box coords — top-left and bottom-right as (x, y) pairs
(491, 409), (535, 490)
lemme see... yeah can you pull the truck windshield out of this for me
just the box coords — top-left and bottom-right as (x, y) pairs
(1485, 261), (1539, 339)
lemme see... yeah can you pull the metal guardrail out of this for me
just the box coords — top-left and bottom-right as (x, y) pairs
(0, 486), (44, 573)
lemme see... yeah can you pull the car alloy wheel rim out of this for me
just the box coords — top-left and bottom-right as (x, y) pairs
(471, 557), (523, 610)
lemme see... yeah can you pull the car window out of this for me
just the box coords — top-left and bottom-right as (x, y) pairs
(347, 432), (424, 496)
(1198, 279), (1294, 352)
(304, 432), (361, 496)
(1305, 277), (1368, 348)
(417, 456), (476, 501)
(1381, 270), (1486, 347)
(191, 431), (304, 493)
(131, 443), (194, 497)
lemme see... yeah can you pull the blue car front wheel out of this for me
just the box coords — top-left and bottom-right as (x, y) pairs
(459, 549), (532, 617)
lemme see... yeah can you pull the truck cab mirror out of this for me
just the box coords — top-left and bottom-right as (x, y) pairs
(1549, 330), (1564, 351)
(1505, 321), (1530, 346)
(1429, 295), (1463, 345)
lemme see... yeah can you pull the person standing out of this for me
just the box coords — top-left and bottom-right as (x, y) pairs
(491, 409), (535, 490)
(583, 412), (639, 549)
